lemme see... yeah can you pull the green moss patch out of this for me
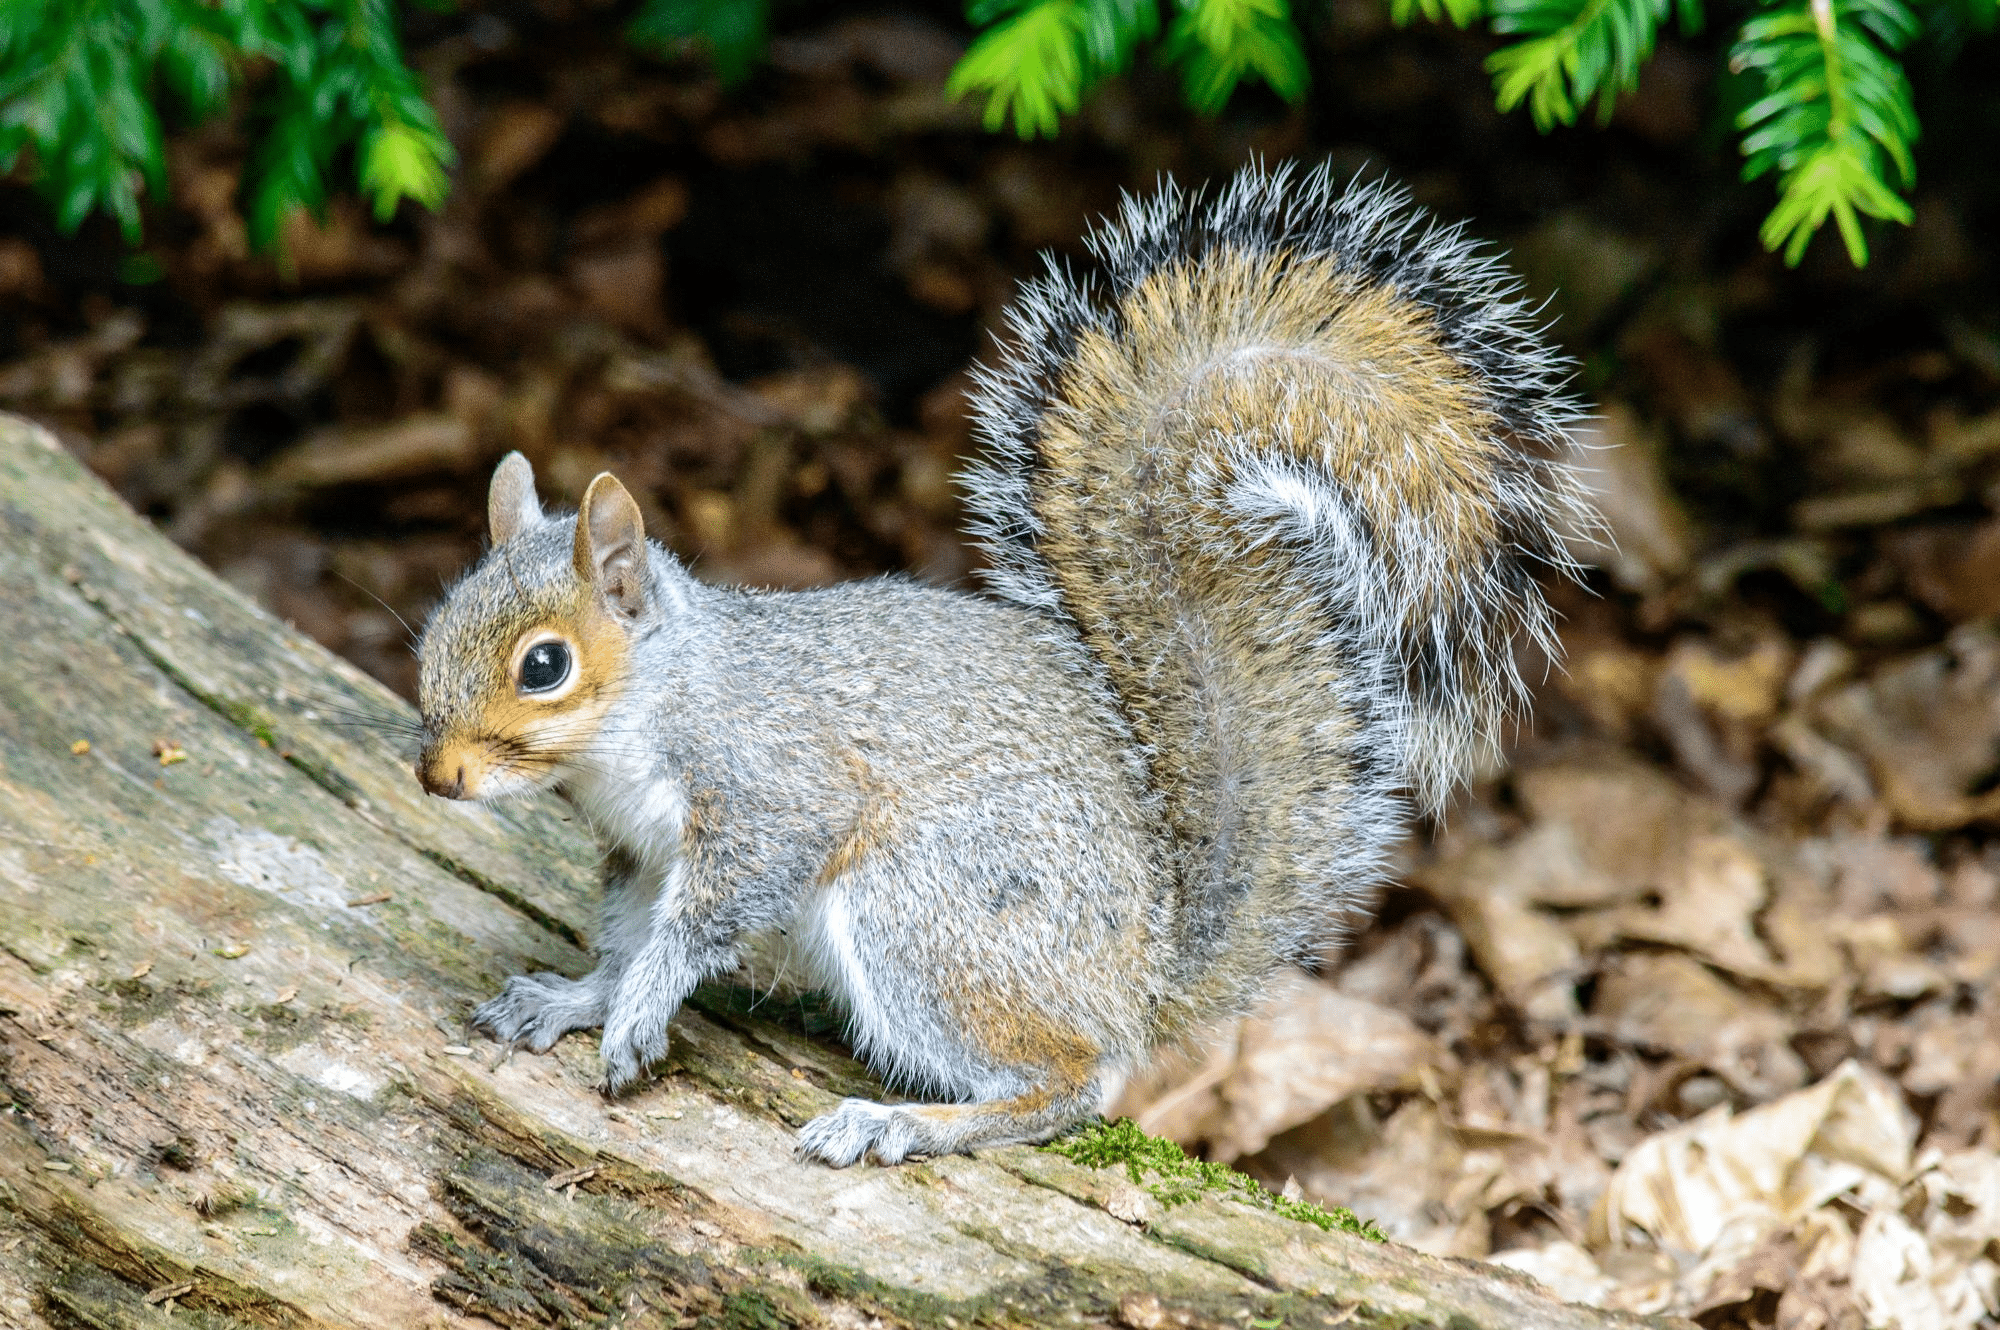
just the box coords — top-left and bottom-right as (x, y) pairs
(1044, 1118), (1386, 1241)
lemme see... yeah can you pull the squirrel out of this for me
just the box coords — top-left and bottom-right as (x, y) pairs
(414, 161), (1593, 1167)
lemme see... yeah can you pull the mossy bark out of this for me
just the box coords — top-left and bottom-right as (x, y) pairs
(0, 414), (1688, 1330)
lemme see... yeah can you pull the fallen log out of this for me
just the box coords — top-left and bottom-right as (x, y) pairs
(0, 413), (1687, 1329)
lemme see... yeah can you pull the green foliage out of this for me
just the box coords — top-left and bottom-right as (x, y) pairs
(948, 0), (1302, 137)
(1161, 0), (1310, 114)
(628, 0), (770, 85)
(949, 0), (1974, 269)
(947, 0), (1161, 136)
(1731, 0), (1920, 264)
(1483, 0), (1700, 130)
(0, 0), (453, 250)
(0, 0), (1982, 270)
(1044, 1117), (1388, 1239)
(950, 1), (1095, 136)
(1391, 0), (1490, 30)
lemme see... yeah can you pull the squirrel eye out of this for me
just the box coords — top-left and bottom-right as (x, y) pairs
(518, 641), (571, 694)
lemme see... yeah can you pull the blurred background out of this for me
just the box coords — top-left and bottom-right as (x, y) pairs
(3, 0), (1998, 1320)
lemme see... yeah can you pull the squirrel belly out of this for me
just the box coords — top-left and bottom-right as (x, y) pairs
(415, 161), (1592, 1166)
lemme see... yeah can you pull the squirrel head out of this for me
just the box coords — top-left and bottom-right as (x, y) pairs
(413, 452), (667, 801)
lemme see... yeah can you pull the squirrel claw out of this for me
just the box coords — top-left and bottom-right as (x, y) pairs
(597, 1020), (668, 1096)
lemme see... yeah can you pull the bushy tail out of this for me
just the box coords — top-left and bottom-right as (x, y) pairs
(960, 162), (1594, 1026)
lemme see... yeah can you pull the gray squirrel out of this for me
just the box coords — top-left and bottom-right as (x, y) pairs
(413, 162), (1593, 1167)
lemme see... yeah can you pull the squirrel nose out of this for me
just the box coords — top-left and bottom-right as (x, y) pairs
(417, 756), (467, 800)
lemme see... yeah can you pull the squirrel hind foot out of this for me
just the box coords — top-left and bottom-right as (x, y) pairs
(796, 1081), (1104, 1168)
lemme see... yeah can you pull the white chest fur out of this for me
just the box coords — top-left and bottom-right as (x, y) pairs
(563, 750), (688, 879)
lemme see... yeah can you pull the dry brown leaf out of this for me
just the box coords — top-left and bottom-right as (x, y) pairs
(1750, 867), (1848, 991)
(1115, 1035), (1236, 1144)
(1582, 833), (1840, 990)
(1900, 1006), (2000, 1146)
(1769, 712), (1876, 806)
(276, 201), (409, 283)
(1557, 641), (1660, 741)
(1116, 970), (1449, 1159)
(1839, 915), (1948, 1002)
(1415, 817), (1613, 1019)
(1609, 833), (1772, 975)
(1442, 1122), (1557, 1218)
(1905, 1151), (2000, 1318)
(267, 415), (476, 489)
(1794, 478), (1966, 531)
(1651, 636), (1793, 807)
(1254, 1097), (1490, 1257)
(1852, 1208), (1986, 1330)
(1593, 1060), (1913, 1258)
(1590, 952), (1805, 1099)
(473, 102), (563, 190)
(1814, 626), (2000, 831)
(1689, 1223), (1865, 1330)
(1806, 834), (1943, 915)
(1423, 866), (1582, 1021)
(1886, 519), (2000, 624)
(1207, 972), (1447, 1161)
(1654, 673), (1760, 805)
(1514, 752), (1723, 891)
(1666, 637), (1794, 728)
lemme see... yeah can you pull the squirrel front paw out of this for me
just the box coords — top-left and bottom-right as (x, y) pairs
(796, 1100), (924, 1167)
(597, 1011), (670, 1095)
(472, 972), (605, 1052)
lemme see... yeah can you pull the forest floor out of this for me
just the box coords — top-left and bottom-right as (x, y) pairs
(3, 1), (1998, 1324)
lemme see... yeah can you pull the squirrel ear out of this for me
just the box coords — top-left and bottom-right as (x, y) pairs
(488, 452), (543, 546)
(574, 472), (650, 618)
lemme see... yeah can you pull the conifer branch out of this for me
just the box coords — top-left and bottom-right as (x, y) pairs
(1731, 0), (1919, 263)
(0, 0), (1969, 269)
(1484, 0), (1698, 129)
(0, 0), (452, 251)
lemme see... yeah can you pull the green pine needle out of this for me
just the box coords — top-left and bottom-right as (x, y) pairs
(0, 0), (165, 242)
(0, 0), (1957, 275)
(1391, 0), (1490, 30)
(1485, 0), (1691, 129)
(1733, 0), (1919, 264)
(948, 0), (1307, 137)
(1076, 0), (1166, 68)
(947, 0), (1091, 138)
(1163, 0), (1311, 115)
(360, 120), (452, 222)
(0, 0), (453, 252)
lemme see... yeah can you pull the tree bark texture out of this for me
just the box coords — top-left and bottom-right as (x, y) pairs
(0, 414), (1689, 1330)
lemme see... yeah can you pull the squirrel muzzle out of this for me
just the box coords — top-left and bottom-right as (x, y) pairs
(415, 745), (474, 800)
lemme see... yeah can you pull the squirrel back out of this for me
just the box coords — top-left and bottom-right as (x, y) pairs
(961, 163), (1593, 1027)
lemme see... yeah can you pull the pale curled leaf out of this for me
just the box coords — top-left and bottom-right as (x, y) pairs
(1595, 1060), (1915, 1254)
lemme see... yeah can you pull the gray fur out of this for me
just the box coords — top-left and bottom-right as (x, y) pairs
(418, 163), (1593, 1165)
